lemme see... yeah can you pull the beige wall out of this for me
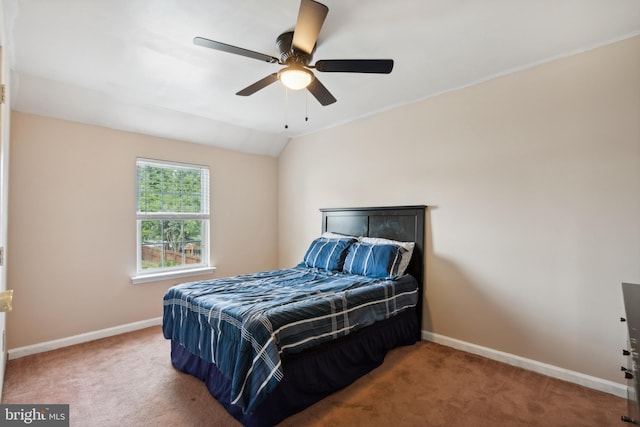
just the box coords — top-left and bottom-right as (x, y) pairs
(279, 36), (640, 384)
(7, 113), (279, 348)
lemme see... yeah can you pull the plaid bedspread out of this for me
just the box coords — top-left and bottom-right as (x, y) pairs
(162, 265), (418, 414)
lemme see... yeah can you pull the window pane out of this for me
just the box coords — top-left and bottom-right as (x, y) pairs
(163, 243), (184, 268)
(162, 220), (182, 251)
(139, 219), (204, 270)
(163, 192), (180, 212)
(184, 220), (202, 264)
(140, 220), (162, 270)
(141, 243), (163, 270)
(141, 219), (162, 242)
(183, 241), (201, 265)
(137, 163), (207, 214)
(184, 219), (201, 241)
(182, 195), (201, 213)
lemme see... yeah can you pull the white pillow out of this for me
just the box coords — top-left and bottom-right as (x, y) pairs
(322, 232), (358, 240)
(360, 237), (415, 277)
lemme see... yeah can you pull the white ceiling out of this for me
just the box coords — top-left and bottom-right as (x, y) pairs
(4, 0), (640, 157)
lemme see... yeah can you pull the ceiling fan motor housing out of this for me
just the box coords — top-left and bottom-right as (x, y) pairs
(276, 31), (313, 65)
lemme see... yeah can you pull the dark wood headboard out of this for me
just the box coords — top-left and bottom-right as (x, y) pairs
(320, 205), (426, 283)
(320, 205), (427, 337)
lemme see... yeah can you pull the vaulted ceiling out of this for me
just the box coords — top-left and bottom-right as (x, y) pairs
(4, 1), (640, 156)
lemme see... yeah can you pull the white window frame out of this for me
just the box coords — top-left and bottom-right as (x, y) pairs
(131, 158), (215, 284)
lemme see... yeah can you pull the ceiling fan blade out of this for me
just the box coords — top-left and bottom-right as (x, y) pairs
(194, 37), (279, 64)
(291, 0), (329, 55)
(236, 73), (279, 96)
(307, 77), (336, 106)
(315, 59), (394, 73)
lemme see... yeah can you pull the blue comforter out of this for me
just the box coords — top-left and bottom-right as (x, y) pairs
(162, 265), (418, 414)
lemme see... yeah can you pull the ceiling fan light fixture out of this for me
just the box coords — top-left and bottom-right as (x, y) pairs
(278, 66), (313, 90)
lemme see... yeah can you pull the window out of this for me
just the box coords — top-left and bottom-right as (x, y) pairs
(134, 159), (211, 283)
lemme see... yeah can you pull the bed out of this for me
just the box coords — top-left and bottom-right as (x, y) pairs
(163, 205), (426, 426)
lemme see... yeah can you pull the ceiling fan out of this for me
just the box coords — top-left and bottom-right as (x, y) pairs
(193, 0), (394, 106)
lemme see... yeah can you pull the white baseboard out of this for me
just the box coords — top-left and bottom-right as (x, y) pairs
(7, 317), (163, 360)
(422, 330), (627, 399)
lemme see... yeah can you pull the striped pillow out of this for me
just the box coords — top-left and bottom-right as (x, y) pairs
(360, 237), (414, 277)
(343, 242), (407, 279)
(303, 237), (356, 271)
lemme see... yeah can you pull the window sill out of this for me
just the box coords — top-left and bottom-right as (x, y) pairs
(131, 267), (216, 285)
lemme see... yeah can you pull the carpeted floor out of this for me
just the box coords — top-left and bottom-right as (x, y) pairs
(2, 326), (627, 426)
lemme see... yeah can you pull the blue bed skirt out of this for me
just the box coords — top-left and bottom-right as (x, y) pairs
(170, 307), (418, 427)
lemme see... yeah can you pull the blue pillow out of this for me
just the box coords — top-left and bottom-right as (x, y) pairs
(343, 242), (407, 279)
(303, 237), (356, 271)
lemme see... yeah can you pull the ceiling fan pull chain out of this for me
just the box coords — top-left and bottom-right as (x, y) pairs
(284, 88), (289, 129)
(305, 92), (309, 122)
